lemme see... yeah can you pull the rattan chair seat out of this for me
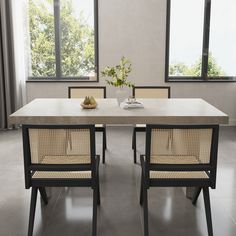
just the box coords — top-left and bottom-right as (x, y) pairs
(32, 171), (91, 179)
(33, 155), (92, 179)
(150, 170), (209, 179)
(150, 155), (208, 179)
(41, 155), (90, 164)
(151, 155), (200, 164)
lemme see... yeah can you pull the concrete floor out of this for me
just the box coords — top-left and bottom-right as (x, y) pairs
(0, 126), (236, 236)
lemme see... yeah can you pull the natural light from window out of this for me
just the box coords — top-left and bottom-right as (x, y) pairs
(208, 0), (236, 76)
(28, 0), (96, 79)
(169, 0), (204, 77)
(168, 0), (236, 79)
(60, 0), (95, 77)
(29, 0), (56, 77)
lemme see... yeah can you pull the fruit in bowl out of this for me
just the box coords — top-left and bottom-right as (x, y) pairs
(81, 96), (97, 109)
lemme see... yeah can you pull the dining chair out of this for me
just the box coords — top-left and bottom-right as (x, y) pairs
(22, 124), (100, 236)
(68, 86), (107, 163)
(140, 124), (219, 236)
(132, 86), (171, 163)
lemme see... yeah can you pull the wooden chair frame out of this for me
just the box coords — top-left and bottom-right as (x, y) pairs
(68, 86), (107, 163)
(140, 124), (219, 236)
(22, 124), (100, 236)
(132, 86), (171, 163)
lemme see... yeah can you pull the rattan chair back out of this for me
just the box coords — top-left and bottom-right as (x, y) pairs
(22, 125), (96, 188)
(133, 86), (170, 99)
(145, 125), (219, 187)
(68, 86), (106, 98)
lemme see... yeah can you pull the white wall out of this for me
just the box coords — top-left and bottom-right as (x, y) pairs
(27, 0), (236, 124)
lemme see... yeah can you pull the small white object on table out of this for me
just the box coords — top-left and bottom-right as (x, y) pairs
(120, 100), (144, 109)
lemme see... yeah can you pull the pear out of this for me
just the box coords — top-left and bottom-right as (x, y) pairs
(89, 96), (96, 105)
(83, 96), (90, 105)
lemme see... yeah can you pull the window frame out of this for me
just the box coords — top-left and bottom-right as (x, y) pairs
(165, 0), (236, 82)
(28, 0), (99, 82)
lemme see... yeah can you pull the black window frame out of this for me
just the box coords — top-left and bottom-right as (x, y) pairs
(165, 0), (236, 83)
(28, 0), (99, 82)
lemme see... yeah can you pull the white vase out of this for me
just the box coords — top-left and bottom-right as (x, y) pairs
(116, 87), (128, 105)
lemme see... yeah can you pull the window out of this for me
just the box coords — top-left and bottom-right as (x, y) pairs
(28, 0), (98, 81)
(208, 0), (236, 77)
(166, 0), (236, 82)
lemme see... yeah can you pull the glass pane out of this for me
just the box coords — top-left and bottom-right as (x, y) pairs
(29, 0), (56, 77)
(60, 0), (95, 77)
(208, 0), (236, 77)
(169, 0), (204, 77)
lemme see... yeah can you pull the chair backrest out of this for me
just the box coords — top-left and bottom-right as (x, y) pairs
(133, 86), (170, 99)
(145, 124), (219, 187)
(22, 124), (96, 188)
(68, 86), (106, 98)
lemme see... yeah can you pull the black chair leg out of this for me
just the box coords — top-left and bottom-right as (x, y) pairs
(143, 185), (149, 236)
(132, 129), (135, 149)
(102, 129), (106, 164)
(97, 176), (101, 205)
(95, 157), (100, 206)
(133, 130), (137, 163)
(92, 186), (98, 236)
(28, 187), (38, 236)
(192, 187), (202, 205)
(140, 177), (143, 205)
(203, 187), (213, 236)
(39, 187), (48, 205)
(104, 128), (107, 149)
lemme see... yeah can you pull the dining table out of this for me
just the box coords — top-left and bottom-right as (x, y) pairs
(9, 98), (228, 125)
(9, 98), (229, 199)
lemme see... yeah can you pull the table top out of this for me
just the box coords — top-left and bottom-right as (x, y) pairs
(9, 98), (229, 125)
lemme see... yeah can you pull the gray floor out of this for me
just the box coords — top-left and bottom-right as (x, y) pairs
(0, 126), (236, 236)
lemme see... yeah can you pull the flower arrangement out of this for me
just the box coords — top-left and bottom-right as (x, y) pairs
(101, 56), (134, 88)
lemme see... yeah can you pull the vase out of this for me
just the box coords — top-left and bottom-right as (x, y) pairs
(116, 87), (128, 105)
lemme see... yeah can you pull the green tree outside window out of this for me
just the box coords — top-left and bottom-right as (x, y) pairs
(29, 0), (95, 77)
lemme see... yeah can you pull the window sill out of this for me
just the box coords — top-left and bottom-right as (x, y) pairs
(27, 77), (99, 83)
(166, 77), (236, 83)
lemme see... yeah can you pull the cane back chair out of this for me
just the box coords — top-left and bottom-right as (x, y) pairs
(68, 86), (107, 163)
(132, 86), (171, 163)
(140, 124), (219, 236)
(22, 124), (100, 236)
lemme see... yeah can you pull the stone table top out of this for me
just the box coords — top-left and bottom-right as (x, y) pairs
(9, 98), (229, 125)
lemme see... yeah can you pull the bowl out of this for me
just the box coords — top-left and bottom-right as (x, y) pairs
(81, 103), (97, 109)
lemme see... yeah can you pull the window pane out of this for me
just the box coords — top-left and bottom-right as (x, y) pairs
(60, 0), (95, 77)
(169, 0), (204, 77)
(29, 0), (56, 77)
(208, 0), (236, 76)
